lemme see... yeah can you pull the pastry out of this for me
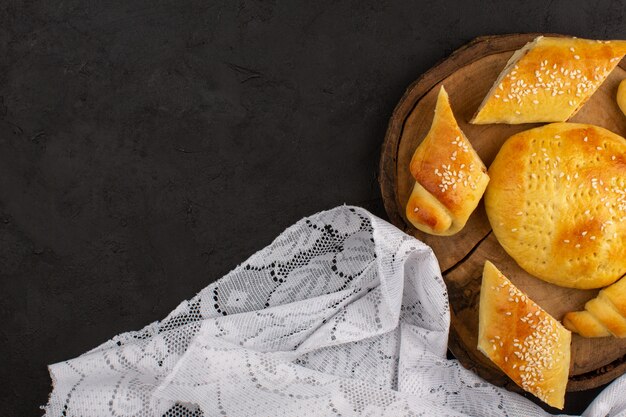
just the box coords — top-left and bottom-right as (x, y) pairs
(472, 36), (626, 124)
(406, 86), (490, 235)
(478, 261), (571, 409)
(618, 79), (626, 116)
(485, 123), (626, 289)
(563, 274), (626, 338)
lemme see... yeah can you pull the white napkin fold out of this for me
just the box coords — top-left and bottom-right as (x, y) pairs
(43, 206), (626, 416)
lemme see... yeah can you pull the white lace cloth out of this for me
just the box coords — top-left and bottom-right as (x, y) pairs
(44, 206), (626, 417)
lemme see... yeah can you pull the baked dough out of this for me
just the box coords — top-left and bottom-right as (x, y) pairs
(406, 86), (490, 235)
(478, 261), (571, 409)
(563, 274), (626, 337)
(472, 36), (626, 124)
(485, 123), (626, 289)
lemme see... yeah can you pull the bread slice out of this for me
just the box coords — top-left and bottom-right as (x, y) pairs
(405, 86), (489, 235)
(564, 274), (626, 338)
(478, 261), (571, 409)
(472, 36), (626, 124)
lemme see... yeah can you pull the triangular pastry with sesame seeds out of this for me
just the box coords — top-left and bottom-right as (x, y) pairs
(478, 261), (571, 410)
(405, 86), (490, 235)
(472, 36), (626, 124)
(564, 274), (626, 338)
(485, 123), (626, 289)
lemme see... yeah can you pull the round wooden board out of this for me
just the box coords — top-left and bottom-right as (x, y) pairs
(379, 33), (626, 393)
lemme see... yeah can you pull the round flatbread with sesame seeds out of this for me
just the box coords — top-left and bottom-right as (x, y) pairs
(485, 122), (626, 289)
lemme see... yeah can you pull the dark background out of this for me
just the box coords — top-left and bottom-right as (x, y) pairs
(1, 0), (624, 415)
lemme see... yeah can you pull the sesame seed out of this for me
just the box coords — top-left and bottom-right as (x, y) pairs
(413, 207), (419, 213)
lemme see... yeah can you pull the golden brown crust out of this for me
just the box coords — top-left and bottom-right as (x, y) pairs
(472, 36), (626, 124)
(603, 274), (626, 316)
(478, 261), (571, 409)
(564, 274), (626, 338)
(406, 86), (489, 235)
(562, 311), (611, 338)
(405, 183), (452, 234)
(486, 123), (626, 289)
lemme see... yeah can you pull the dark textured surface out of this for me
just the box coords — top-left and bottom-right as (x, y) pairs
(1, 1), (625, 415)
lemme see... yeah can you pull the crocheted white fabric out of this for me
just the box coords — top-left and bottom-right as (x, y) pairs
(44, 206), (626, 416)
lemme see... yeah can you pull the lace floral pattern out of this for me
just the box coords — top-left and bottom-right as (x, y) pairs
(44, 206), (626, 416)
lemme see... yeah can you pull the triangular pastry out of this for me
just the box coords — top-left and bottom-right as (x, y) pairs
(406, 86), (489, 235)
(472, 36), (626, 124)
(478, 261), (571, 409)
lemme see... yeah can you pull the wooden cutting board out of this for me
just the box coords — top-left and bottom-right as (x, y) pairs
(379, 33), (626, 393)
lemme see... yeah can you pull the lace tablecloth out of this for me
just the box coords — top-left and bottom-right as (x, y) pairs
(43, 206), (626, 416)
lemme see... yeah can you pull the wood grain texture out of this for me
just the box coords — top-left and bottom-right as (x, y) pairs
(379, 33), (626, 392)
